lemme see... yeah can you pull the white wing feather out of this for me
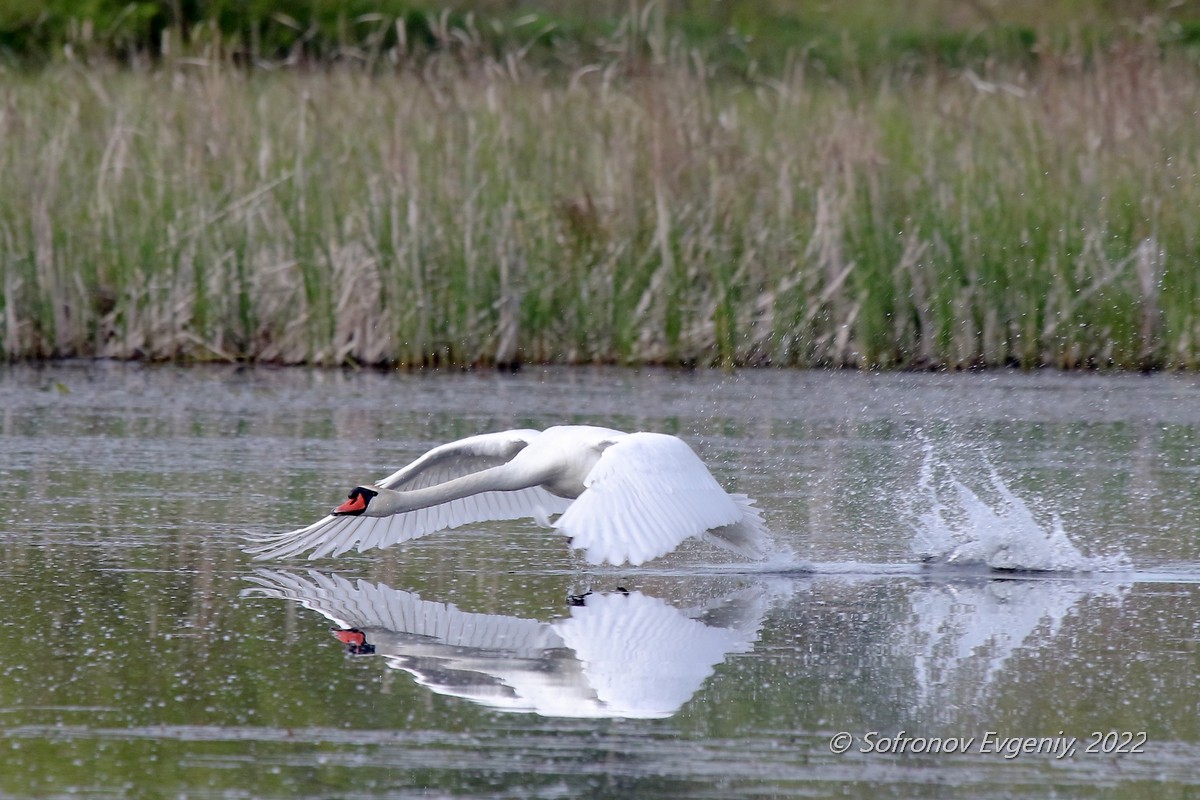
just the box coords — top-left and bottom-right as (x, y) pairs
(375, 430), (539, 491)
(245, 430), (572, 560)
(553, 590), (751, 716)
(243, 569), (561, 654)
(555, 433), (746, 566)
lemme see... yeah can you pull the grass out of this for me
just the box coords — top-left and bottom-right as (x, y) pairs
(0, 22), (1199, 369)
(1, 0), (1196, 74)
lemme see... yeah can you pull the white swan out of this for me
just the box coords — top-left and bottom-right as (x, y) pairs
(245, 425), (769, 565)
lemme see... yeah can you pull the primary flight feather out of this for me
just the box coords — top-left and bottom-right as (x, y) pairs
(244, 425), (769, 566)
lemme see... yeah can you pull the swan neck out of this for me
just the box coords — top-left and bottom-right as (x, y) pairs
(372, 464), (542, 515)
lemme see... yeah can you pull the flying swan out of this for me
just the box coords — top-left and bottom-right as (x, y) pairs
(245, 425), (769, 565)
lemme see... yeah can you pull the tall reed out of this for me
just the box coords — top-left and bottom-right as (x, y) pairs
(1, 43), (1197, 368)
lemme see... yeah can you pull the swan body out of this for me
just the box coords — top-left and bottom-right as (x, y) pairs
(245, 425), (769, 565)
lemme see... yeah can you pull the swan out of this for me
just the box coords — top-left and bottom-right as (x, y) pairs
(244, 425), (769, 565)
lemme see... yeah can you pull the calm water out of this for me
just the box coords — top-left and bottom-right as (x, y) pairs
(1, 363), (1197, 798)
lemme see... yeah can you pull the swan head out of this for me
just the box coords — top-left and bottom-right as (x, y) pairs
(331, 627), (375, 655)
(332, 486), (378, 516)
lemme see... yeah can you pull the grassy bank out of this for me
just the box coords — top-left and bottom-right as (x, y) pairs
(1, 37), (1199, 369)
(3, 0), (1196, 73)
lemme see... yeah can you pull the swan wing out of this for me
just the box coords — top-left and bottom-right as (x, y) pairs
(245, 483), (573, 560)
(555, 433), (747, 566)
(245, 429), (573, 560)
(702, 492), (772, 560)
(377, 429), (541, 490)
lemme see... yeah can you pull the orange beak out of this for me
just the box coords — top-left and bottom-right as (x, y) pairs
(334, 493), (368, 514)
(332, 628), (367, 647)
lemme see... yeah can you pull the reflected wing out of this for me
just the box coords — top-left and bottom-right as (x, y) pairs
(242, 568), (362, 629)
(242, 569), (561, 654)
(555, 433), (746, 565)
(242, 570), (604, 716)
(245, 429), (573, 560)
(552, 590), (753, 717)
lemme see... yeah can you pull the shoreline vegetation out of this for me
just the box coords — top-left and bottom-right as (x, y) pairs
(2, 2), (1199, 370)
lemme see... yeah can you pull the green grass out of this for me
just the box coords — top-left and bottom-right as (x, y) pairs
(0, 26), (1198, 369)
(0, 0), (1195, 73)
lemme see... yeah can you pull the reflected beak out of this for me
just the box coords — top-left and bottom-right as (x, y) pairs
(332, 628), (367, 647)
(332, 627), (375, 655)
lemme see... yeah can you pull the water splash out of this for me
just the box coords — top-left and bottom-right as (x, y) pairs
(910, 439), (1129, 572)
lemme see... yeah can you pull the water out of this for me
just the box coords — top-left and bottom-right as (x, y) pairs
(1, 362), (1198, 798)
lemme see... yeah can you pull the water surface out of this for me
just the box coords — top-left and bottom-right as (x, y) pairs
(1, 363), (1197, 798)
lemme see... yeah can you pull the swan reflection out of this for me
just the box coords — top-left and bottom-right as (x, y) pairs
(244, 569), (775, 719)
(243, 563), (1130, 725)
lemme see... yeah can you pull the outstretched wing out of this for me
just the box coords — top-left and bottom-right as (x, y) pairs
(243, 569), (561, 655)
(555, 433), (749, 566)
(375, 429), (536, 491)
(244, 429), (573, 560)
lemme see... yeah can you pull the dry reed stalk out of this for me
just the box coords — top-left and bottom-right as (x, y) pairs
(0, 42), (1196, 369)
